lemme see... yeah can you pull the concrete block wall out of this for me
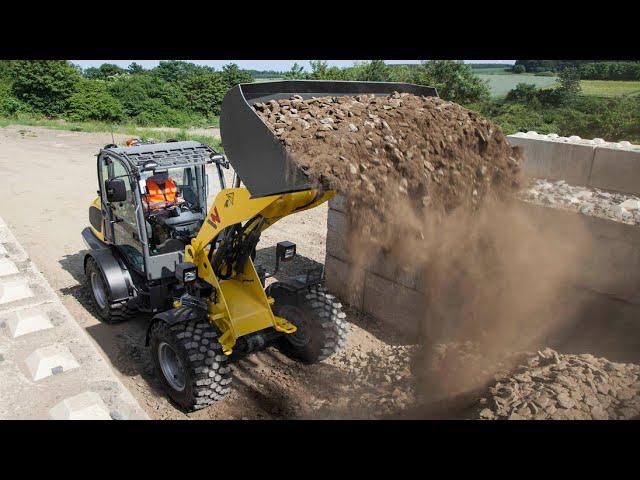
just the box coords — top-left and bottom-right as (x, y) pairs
(325, 133), (640, 337)
(508, 132), (640, 195)
(325, 196), (425, 339)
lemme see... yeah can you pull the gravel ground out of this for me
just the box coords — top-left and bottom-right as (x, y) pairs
(520, 178), (640, 225)
(474, 348), (640, 420)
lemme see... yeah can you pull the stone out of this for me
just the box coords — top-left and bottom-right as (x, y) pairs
(556, 392), (575, 409)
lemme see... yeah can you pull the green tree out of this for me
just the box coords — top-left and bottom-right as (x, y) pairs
(9, 60), (81, 116)
(152, 60), (213, 83)
(83, 63), (124, 80)
(221, 63), (253, 89)
(388, 65), (413, 83)
(557, 65), (581, 102)
(181, 73), (227, 116)
(66, 79), (124, 122)
(505, 83), (538, 103)
(512, 64), (526, 74)
(284, 62), (306, 79)
(127, 62), (145, 75)
(351, 60), (390, 81)
(413, 60), (490, 104)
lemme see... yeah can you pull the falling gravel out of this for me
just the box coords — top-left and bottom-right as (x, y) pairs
(254, 92), (522, 240)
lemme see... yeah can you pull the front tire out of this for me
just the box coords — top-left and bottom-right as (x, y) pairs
(149, 317), (232, 411)
(85, 257), (134, 323)
(272, 285), (348, 364)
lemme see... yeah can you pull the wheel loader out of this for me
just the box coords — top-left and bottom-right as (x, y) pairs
(82, 80), (437, 410)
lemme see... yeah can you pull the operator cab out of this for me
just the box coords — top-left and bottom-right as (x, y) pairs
(91, 140), (230, 284)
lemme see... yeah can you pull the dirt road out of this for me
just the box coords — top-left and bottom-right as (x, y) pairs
(0, 125), (402, 419)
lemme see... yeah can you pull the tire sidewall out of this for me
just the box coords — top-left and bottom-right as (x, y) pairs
(149, 323), (196, 409)
(85, 257), (113, 321)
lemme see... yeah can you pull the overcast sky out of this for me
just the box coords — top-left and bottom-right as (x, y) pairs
(72, 60), (515, 71)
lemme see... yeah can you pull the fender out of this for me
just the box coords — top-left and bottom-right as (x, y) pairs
(84, 247), (134, 303)
(145, 306), (203, 346)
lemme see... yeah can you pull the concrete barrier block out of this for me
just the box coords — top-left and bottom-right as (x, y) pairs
(0, 277), (34, 305)
(49, 392), (111, 420)
(366, 252), (420, 291)
(4, 307), (54, 338)
(362, 271), (424, 339)
(327, 208), (348, 234)
(25, 344), (80, 381)
(326, 226), (350, 262)
(507, 134), (596, 185)
(328, 195), (346, 213)
(589, 145), (640, 195)
(324, 254), (364, 309)
(0, 257), (19, 277)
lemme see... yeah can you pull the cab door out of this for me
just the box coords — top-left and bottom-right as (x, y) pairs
(99, 156), (145, 272)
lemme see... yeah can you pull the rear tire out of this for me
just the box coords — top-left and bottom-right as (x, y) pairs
(149, 317), (232, 411)
(273, 285), (348, 364)
(85, 257), (135, 323)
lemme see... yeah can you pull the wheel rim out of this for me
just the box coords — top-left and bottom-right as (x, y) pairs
(90, 271), (107, 310)
(158, 342), (187, 392)
(282, 306), (312, 347)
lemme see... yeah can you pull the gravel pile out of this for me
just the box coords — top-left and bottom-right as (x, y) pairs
(310, 344), (417, 418)
(520, 178), (640, 225)
(254, 93), (522, 234)
(475, 348), (640, 420)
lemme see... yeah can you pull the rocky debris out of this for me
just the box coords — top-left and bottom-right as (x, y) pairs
(254, 93), (522, 244)
(317, 343), (417, 418)
(520, 178), (640, 225)
(473, 348), (640, 420)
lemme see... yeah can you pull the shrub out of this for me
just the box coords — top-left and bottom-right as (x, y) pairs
(66, 80), (124, 122)
(512, 64), (526, 74)
(180, 73), (227, 116)
(506, 83), (538, 103)
(9, 60), (81, 116)
(413, 60), (490, 104)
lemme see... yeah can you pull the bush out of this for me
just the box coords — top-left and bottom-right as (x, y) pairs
(107, 74), (186, 118)
(66, 80), (124, 122)
(512, 64), (526, 74)
(180, 73), (227, 116)
(413, 60), (490, 104)
(534, 71), (555, 77)
(0, 80), (32, 116)
(9, 60), (81, 116)
(506, 83), (538, 103)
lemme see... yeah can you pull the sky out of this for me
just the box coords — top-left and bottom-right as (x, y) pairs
(71, 60), (515, 71)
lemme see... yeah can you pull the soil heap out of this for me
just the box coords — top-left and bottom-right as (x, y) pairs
(254, 92), (522, 235)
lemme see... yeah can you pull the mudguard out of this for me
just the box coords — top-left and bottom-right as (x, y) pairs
(145, 306), (203, 345)
(84, 247), (134, 303)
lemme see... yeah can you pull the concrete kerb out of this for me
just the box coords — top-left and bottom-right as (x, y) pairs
(0, 216), (148, 420)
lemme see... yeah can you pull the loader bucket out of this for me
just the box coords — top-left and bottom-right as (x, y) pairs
(220, 80), (438, 198)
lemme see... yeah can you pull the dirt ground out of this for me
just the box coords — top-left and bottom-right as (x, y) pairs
(0, 125), (404, 419)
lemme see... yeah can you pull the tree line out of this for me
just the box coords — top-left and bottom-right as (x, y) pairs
(514, 60), (640, 80)
(0, 60), (253, 126)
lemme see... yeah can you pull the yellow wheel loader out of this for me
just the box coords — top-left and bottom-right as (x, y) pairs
(82, 80), (437, 410)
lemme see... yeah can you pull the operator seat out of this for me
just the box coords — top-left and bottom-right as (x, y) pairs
(142, 171), (180, 212)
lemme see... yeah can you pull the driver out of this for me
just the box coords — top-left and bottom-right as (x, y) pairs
(142, 170), (183, 212)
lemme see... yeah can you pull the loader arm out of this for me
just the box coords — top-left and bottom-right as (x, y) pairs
(183, 187), (334, 355)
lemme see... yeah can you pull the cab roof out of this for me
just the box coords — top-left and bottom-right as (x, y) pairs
(100, 141), (217, 171)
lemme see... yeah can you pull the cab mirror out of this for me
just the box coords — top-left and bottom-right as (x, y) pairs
(105, 178), (127, 203)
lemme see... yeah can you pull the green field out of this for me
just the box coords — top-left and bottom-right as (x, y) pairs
(580, 80), (640, 97)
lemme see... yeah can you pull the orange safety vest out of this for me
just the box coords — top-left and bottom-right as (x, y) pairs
(144, 178), (178, 210)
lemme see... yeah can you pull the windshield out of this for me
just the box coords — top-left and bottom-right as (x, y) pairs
(140, 166), (200, 208)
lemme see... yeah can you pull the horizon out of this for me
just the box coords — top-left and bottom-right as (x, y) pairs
(71, 60), (516, 72)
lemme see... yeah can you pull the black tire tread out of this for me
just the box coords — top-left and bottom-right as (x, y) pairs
(150, 318), (232, 411)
